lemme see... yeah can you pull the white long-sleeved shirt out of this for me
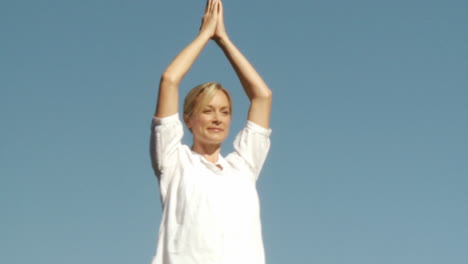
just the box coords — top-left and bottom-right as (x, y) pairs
(150, 113), (271, 264)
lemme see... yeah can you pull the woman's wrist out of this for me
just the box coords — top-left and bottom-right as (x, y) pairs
(215, 34), (231, 47)
(196, 30), (214, 43)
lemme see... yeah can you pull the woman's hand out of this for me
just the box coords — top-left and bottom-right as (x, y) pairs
(199, 0), (219, 38)
(213, 0), (272, 128)
(156, 0), (220, 118)
(214, 0), (229, 41)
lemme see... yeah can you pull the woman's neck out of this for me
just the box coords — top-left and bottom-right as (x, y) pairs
(191, 142), (222, 163)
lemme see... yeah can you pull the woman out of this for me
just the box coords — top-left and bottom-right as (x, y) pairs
(150, 0), (272, 263)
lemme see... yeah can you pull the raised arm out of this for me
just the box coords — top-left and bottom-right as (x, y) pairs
(155, 0), (219, 118)
(213, 0), (272, 128)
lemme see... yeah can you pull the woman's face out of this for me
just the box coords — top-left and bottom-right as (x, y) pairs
(185, 90), (231, 146)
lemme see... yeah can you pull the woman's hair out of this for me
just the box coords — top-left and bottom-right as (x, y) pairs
(183, 82), (232, 117)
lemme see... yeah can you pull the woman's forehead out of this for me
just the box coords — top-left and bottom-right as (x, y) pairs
(209, 91), (230, 103)
(200, 90), (229, 105)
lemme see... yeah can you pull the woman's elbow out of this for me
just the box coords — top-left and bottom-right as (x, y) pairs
(160, 71), (179, 86)
(258, 88), (272, 101)
(264, 89), (273, 99)
(250, 89), (272, 105)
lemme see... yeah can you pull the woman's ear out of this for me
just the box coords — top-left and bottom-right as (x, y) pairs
(184, 114), (192, 129)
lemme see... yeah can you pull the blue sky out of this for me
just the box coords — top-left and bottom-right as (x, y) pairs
(1, 0), (467, 263)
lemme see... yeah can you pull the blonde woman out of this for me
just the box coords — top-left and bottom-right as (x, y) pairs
(150, 0), (272, 263)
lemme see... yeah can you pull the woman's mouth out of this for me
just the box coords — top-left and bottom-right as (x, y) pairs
(208, 127), (223, 132)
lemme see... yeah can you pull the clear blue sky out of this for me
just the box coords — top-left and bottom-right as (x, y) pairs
(1, 0), (467, 263)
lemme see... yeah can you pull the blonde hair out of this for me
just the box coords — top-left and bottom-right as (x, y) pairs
(183, 82), (232, 117)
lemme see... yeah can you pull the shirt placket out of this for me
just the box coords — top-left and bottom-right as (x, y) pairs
(202, 159), (227, 263)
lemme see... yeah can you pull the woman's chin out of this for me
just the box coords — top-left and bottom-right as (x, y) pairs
(197, 135), (227, 146)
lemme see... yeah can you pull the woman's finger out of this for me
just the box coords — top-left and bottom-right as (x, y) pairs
(207, 0), (213, 13)
(218, 0), (223, 15)
(216, 0), (221, 13)
(205, 0), (210, 13)
(210, 0), (219, 14)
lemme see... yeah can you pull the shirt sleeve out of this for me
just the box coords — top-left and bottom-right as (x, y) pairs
(231, 121), (272, 181)
(150, 113), (183, 195)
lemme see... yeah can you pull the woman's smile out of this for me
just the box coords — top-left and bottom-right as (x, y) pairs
(208, 127), (224, 132)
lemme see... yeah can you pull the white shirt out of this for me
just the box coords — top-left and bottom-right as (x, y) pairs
(150, 113), (272, 264)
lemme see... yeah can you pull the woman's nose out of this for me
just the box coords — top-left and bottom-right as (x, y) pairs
(212, 112), (221, 124)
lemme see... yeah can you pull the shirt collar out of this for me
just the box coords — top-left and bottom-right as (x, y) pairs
(191, 151), (228, 172)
